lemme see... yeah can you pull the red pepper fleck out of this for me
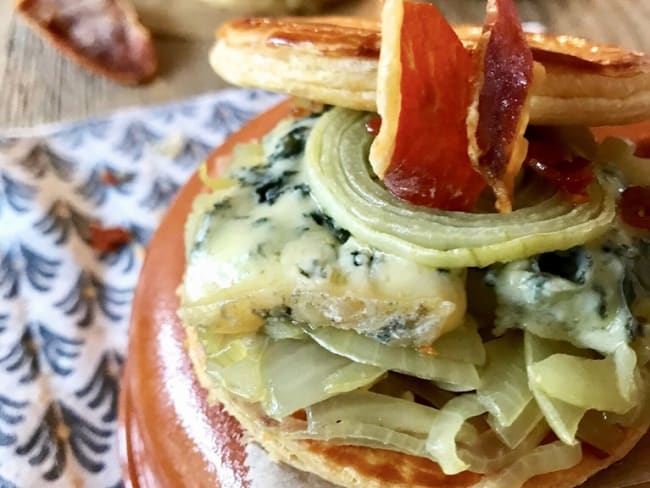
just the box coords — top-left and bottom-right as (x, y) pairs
(291, 410), (307, 421)
(100, 169), (134, 186)
(89, 223), (132, 253)
(100, 169), (121, 186)
(620, 186), (650, 230)
(525, 141), (594, 202)
(634, 138), (650, 159)
(365, 116), (382, 136)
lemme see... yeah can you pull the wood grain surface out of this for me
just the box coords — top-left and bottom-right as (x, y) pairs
(1, 0), (649, 129)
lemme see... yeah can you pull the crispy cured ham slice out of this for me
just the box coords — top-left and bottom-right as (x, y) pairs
(369, 0), (486, 211)
(620, 186), (650, 230)
(467, 0), (536, 212)
(15, 0), (157, 84)
(524, 141), (594, 202)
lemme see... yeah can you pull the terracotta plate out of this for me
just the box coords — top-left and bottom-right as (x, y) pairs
(118, 101), (650, 488)
(119, 100), (292, 488)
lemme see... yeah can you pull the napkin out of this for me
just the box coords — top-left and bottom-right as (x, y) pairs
(0, 89), (281, 487)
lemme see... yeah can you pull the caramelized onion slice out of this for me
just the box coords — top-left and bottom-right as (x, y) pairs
(16, 0), (157, 84)
(303, 326), (481, 389)
(305, 108), (616, 268)
(471, 441), (582, 488)
(477, 335), (531, 427)
(523, 333), (587, 445)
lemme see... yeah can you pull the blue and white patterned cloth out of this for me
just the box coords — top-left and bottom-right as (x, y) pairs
(0, 89), (282, 488)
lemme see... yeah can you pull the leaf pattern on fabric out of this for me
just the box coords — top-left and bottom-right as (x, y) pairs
(116, 122), (161, 160)
(20, 244), (61, 292)
(76, 351), (122, 423)
(55, 272), (131, 327)
(0, 249), (20, 299)
(61, 403), (113, 473)
(0, 396), (27, 447)
(34, 200), (93, 246)
(31, 322), (83, 376)
(15, 403), (67, 481)
(18, 144), (77, 181)
(0, 329), (40, 384)
(139, 176), (180, 210)
(53, 120), (111, 150)
(1, 172), (35, 214)
(76, 166), (133, 206)
(0, 89), (283, 486)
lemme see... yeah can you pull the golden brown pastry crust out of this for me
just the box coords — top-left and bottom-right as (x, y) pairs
(211, 17), (650, 126)
(15, 0), (157, 84)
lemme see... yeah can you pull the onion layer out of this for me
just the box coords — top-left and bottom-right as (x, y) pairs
(304, 325), (480, 389)
(471, 441), (582, 488)
(305, 108), (616, 268)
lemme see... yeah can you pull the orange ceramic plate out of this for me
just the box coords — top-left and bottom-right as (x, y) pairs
(118, 100), (292, 487)
(118, 100), (650, 488)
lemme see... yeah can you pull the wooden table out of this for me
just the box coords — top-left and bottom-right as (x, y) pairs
(1, 0), (649, 129)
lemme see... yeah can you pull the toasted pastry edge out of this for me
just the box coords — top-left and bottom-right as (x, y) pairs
(211, 18), (650, 125)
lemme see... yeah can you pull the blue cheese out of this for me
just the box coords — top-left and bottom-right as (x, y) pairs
(180, 116), (466, 346)
(486, 232), (650, 354)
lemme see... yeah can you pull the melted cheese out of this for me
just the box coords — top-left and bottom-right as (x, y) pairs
(487, 232), (650, 354)
(180, 116), (466, 346)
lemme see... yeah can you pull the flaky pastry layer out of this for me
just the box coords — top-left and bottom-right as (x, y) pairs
(212, 17), (650, 126)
